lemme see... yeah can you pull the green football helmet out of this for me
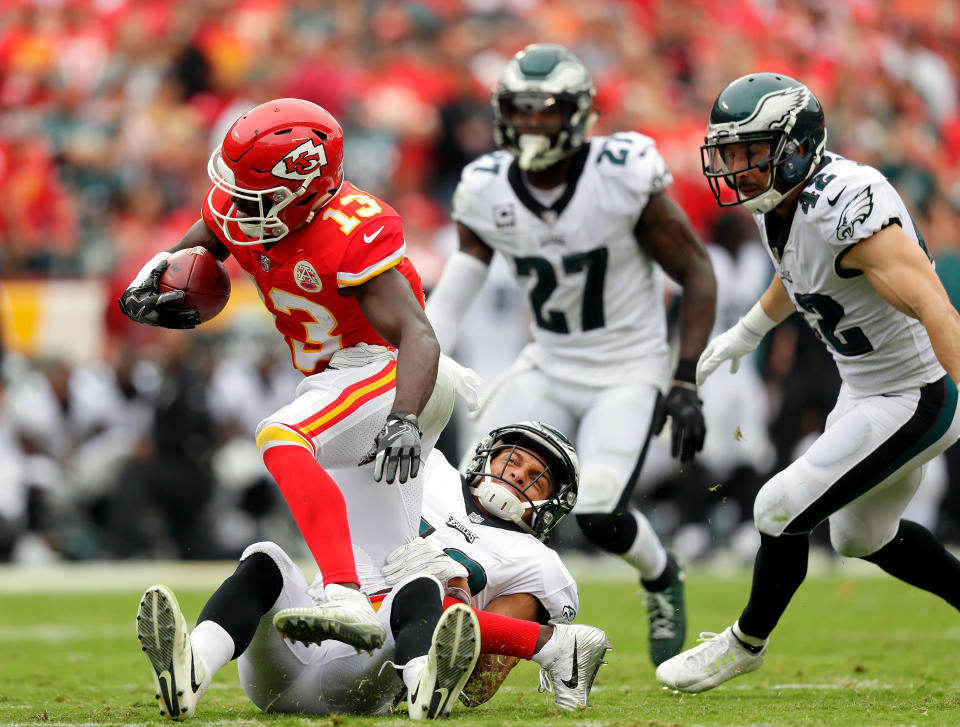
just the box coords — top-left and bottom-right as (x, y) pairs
(492, 43), (598, 171)
(701, 72), (827, 214)
(465, 421), (579, 541)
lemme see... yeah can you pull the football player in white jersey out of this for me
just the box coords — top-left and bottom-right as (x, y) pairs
(383, 421), (610, 709)
(657, 72), (960, 694)
(426, 43), (717, 666)
(416, 421), (598, 705)
(137, 422), (610, 720)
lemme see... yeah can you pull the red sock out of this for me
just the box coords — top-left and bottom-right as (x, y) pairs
(263, 446), (358, 586)
(443, 597), (538, 659)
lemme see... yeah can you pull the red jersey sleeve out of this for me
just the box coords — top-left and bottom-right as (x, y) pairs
(337, 215), (407, 289)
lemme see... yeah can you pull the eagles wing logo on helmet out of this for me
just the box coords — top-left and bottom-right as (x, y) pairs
(836, 186), (874, 241)
(272, 139), (328, 181)
(492, 43), (597, 171)
(702, 73), (827, 214)
(746, 86), (811, 132)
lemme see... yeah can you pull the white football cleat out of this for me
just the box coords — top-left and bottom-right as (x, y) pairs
(656, 625), (766, 693)
(538, 623), (611, 710)
(407, 603), (480, 719)
(272, 582), (386, 652)
(137, 585), (211, 721)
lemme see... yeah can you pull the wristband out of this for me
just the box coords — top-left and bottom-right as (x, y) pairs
(673, 358), (697, 384)
(741, 301), (778, 338)
(388, 412), (421, 432)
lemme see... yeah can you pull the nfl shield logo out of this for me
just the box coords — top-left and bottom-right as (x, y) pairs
(260, 255), (270, 273)
(468, 512), (485, 524)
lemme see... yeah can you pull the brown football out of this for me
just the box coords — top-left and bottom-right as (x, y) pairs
(157, 246), (231, 323)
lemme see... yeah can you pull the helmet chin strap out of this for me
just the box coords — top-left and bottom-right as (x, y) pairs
(235, 212), (287, 243)
(517, 134), (551, 171)
(471, 480), (545, 537)
(742, 177), (807, 214)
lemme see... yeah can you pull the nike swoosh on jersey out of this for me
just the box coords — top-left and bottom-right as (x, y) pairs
(363, 225), (385, 243)
(561, 638), (579, 688)
(827, 187), (847, 206)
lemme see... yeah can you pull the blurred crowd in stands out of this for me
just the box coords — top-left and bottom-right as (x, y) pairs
(2, 0), (960, 563)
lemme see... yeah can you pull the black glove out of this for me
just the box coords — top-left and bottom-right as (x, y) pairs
(359, 412), (422, 484)
(652, 385), (706, 464)
(118, 260), (201, 329)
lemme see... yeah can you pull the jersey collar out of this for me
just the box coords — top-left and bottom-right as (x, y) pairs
(507, 142), (591, 224)
(764, 154), (836, 263)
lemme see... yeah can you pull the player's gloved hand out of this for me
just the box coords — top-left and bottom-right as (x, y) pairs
(359, 412), (422, 484)
(118, 257), (201, 329)
(695, 319), (766, 386)
(653, 385), (706, 464)
(381, 537), (468, 586)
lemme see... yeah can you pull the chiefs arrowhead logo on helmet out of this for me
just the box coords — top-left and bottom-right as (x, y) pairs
(273, 139), (329, 181)
(206, 98), (345, 246)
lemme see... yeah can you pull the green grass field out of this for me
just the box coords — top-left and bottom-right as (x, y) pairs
(1, 557), (958, 727)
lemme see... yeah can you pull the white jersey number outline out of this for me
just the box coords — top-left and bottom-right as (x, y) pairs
(268, 288), (341, 372)
(515, 247), (608, 333)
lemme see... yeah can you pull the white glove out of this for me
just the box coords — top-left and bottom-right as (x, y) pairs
(696, 320), (765, 386)
(381, 537), (468, 586)
(697, 301), (779, 385)
(446, 357), (485, 414)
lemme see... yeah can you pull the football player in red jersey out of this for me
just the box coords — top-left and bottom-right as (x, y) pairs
(120, 98), (467, 652)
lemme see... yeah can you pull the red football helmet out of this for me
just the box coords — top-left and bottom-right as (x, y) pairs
(207, 98), (345, 245)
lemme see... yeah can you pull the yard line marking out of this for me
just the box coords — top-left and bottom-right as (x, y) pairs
(0, 624), (120, 642)
(730, 681), (915, 690)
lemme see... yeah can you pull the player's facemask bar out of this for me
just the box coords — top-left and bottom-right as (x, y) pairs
(498, 93), (594, 171)
(701, 133), (784, 209)
(207, 148), (307, 246)
(470, 441), (554, 538)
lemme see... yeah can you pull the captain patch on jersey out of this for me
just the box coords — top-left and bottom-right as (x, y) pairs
(450, 132), (674, 386)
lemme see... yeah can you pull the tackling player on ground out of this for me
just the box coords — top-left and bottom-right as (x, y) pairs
(657, 72), (960, 693)
(390, 421), (609, 708)
(426, 43), (717, 665)
(136, 422), (609, 719)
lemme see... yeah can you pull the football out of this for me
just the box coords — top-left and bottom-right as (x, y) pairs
(157, 246), (231, 323)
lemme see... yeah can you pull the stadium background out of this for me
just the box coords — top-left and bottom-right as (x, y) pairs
(1, 0), (960, 567)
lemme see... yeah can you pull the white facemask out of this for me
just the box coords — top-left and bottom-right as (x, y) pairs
(471, 479), (548, 536)
(516, 134), (551, 171)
